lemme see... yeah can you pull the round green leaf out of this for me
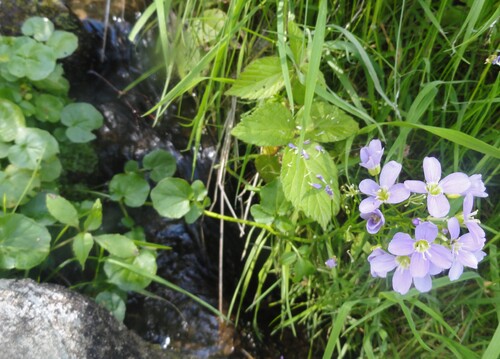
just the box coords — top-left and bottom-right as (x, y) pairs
(109, 172), (150, 207)
(20, 192), (56, 226)
(0, 213), (51, 269)
(35, 93), (64, 123)
(39, 156), (62, 182)
(143, 149), (176, 182)
(151, 177), (193, 219)
(104, 250), (157, 291)
(47, 30), (78, 59)
(0, 165), (41, 208)
(61, 103), (104, 143)
(21, 17), (54, 42)
(8, 38), (56, 81)
(46, 193), (79, 227)
(32, 64), (70, 94)
(95, 291), (126, 322)
(8, 127), (59, 169)
(65, 126), (96, 143)
(0, 99), (26, 142)
(93, 234), (139, 258)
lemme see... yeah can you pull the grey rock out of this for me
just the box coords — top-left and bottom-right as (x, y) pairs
(0, 278), (174, 359)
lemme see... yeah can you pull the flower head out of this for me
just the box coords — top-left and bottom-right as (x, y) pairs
(461, 194), (486, 242)
(325, 257), (337, 268)
(461, 174), (488, 198)
(359, 161), (410, 213)
(360, 209), (385, 234)
(404, 157), (470, 218)
(360, 139), (384, 176)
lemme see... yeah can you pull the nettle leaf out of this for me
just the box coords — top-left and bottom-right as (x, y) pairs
(72, 232), (94, 269)
(21, 17), (54, 42)
(0, 165), (41, 208)
(151, 177), (193, 219)
(94, 234), (139, 258)
(281, 142), (340, 229)
(232, 102), (295, 146)
(109, 172), (150, 207)
(300, 101), (359, 143)
(143, 149), (176, 182)
(0, 213), (51, 269)
(84, 199), (102, 231)
(35, 93), (64, 123)
(47, 30), (78, 59)
(0, 99), (26, 142)
(104, 250), (157, 291)
(8, 127), (59, 170)
(61, 103), (104, 143)
(226, 56), (285, 99)
(46, 193), (79, 227)
(8, 37), (56, 81)
(95, 291), (126, 322)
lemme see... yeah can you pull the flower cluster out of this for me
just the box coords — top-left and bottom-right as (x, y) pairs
(358, 139), (488, 295)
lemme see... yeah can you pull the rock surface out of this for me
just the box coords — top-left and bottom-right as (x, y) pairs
(0, 278), (175, 359)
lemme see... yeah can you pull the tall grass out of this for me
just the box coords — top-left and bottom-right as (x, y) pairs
(130, 0), (499, 356)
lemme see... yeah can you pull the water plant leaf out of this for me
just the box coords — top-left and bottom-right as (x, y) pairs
(39, 156), (62, 182)
(104, 250), (157, 291)
(0, 165), (41, 208)
(46, 30), (78, 59)
(191, 180), (208, 201)
(8, 37), (56, 81)
(8, 127), (59, 170)
(281, 142), (339, 229)
(95, 291), (126, 322)
(0, 213), (51, 269)
(21, 17), (54, 42)
(94, 234), (139, 258)
(72, 232), (94, 269)
(143, 149), (176, 182)
(61, 103), (104, 143)
(0, 99), (26, 142)
(151, 177), (193, 219)
(299, 101), (359, 142)
(109, 172), (150, 208)
(20, 192), (55, 226)
(231, 102), (295, 146)
(226, 56), (286, 99)
(84, 199), (102, 231)
(34, 93), (64, 123)
(46, 193), (79, 228)
(32, 64), (70, 94)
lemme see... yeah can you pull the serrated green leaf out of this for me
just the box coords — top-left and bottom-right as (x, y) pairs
(231, 102), (295, 146)
(84, 199), (102, 231)
(143, 149), (176, 182)
(226, 56), (285, 99)
(0, 99), (26, 142)
(0, 213), (51, 269)
(300, 101), (359, 142)
(47, 30), (78, 59)
(94, 234), (139, 258)
(46, 193), (79, 227)
(281, 143), (339, 229)
(21, 17), (54, 42)
(109, 172), (150, 207)
(8, 127), (59, 169)
(151, 177), (193, 219)
(72, 232), (93, 269)
(104, 250), (157, 291)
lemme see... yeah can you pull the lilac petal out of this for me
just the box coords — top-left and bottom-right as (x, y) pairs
(440, 172), (470, 195)
(423, 157), (442, 183)
(359, 197), (381, 213)
(359, 179), (379, 196)
(415, 222), (438, 242)
(460, 233), (485, 252)
(413, 274), (432, 293)
(371, 253), (397, 274)
(368, 248), (385, 262)
(457, 250), (478, 269)
(387, 184), (410, 204)
(428, 244), (453, 269)
(410, 252), (430, 278)
(448, 261), (464, 281)
(388, 233), (414, 255)
(428, 262), (443, 275)
(447, 217), (460, 240)
(463, 194), (473, 216)
(427, 194), (450, 218)
(464, 174), (488, 198)
(393, 267), (412, 295)
(465, 222), (486, 241)
(369, 139), (383, 153)
(379, 161), (402, 187)
(474, 250), (486, 262)
(404, 180), (427, 193)
(365, 210), (385, 234)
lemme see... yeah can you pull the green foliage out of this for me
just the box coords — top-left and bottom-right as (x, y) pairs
(61, 103), (104, 143)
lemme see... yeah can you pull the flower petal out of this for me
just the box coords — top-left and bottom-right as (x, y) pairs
(428, 262), (443, 275)
(440, 172), (470, 195)
(423, 157), (441, 183)
(474, 250), (486, 263)
(447, 217), (460, 240)
(460, 233), (485, 252)
(410, 252), (430, 278)
(359, 179), (379, 196)
(427, 194), (450, 218)
(404, 180), (427, 193)
(415, 222), (438, 242)
(371, 252), (397, 274)
(379, 161), (402, 188)
(388, 233), (414, 255)
(359, 197), (382, 213)
(457, 250), (478, 269)
(448, 261), (463, 281)
(413, 274), (432, 293)
(465, 222), (486, 241)
(428, 244), (452, 269)
(393, 267), (412, 295)
(387, 184), (410, 204)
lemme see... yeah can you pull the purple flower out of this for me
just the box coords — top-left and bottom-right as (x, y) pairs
(447, 217), (486, 281)
(359, 161), (410, 213)
(461, 174), (488, 198)
(368, 248), (396, 278)
(462, 194), (486, 242)
(388, 222), (453, 279)
(325, 257), (337, 268)
(360, 209), (385, 234)
(404, 157), (470, 218)
(360, 139), (384, 175)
